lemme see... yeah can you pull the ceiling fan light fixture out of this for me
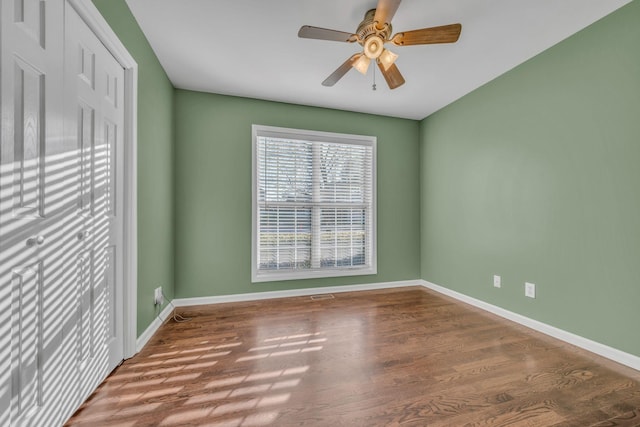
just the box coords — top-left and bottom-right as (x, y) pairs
(378, 48), (398, 70)
(363, 35), (384, 59)
(300, 0), (463, 89)
(353, 54), (371, 74)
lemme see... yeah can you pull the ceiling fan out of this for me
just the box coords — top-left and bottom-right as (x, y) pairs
(298, 0), (462, 90)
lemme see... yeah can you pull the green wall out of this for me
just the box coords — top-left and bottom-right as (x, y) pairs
(92, 0), (175, 335)
(174, 90), (421, 297)
(94, 0), (640, 360)
(420, 1), (640, 356)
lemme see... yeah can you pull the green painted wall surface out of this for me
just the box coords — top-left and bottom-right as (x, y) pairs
(174, 90), (420, 297)
(420, 2), (640, 356)
(92, 0), (175, 335)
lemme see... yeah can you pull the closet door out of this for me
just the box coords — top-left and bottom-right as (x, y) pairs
(1, 0), (126, 424)
(64, 1), (125, 404)
(0, 0), (90, 426)
(0, 0), (75, 425)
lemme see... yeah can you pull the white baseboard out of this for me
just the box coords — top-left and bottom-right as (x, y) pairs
(136, 303), (174, 353)
(420, 280), (640, 372)
(172, 279), (421, 307)
(136, 278), (640, 372)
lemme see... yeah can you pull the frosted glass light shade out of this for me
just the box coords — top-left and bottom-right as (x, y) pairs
(353, 55), (371, 74)
(378, 49), (398, 70)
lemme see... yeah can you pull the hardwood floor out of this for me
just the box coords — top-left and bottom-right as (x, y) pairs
(66, 287), (640, 426)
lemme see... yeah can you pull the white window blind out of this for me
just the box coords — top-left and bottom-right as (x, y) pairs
(252, 125), (376, 282)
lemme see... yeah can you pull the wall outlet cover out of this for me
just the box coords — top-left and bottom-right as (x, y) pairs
(154, 287), (164, 305)
(493, 275), (501, 288)
(525, 282), (536, 298)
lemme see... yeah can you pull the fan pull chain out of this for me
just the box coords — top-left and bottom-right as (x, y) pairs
(372, 62), (377, 91)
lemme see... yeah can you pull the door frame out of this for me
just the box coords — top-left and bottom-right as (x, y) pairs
(68, 0), (138, 359)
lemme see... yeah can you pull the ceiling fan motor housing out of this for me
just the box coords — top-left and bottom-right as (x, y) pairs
(357, 9), (392, 59)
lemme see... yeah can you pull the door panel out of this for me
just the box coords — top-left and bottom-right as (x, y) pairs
(78, 102), (95, 217)
(2, 40), (47, 236)
(76, 250), (94, 366)
(12, 58), (45, 219)
(1, 0), (66, 425)
(10, 261), (43, 422)
(98, 69), (125, 370)
(64, 1), (125, 404)
(103, 245), (117, 341)
(14, 0), (46, 48)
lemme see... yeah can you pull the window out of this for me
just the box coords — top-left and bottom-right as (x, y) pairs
(252, 125), (376, 282)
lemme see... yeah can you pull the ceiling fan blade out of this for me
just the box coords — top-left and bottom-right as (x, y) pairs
(373, 0), (402, 28)
(298, 26), (356, 42)
(391, 23), (462, 46)
(377, 61), (405, 89)
(322, 54), (361, 87)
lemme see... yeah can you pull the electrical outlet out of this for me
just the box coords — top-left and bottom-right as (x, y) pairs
(154, 287), (164, 305)
(525, 282), (536, 299)
(493, 275), (501, 288)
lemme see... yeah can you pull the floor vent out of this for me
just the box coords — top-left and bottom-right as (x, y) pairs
(310, 294), (335, 301)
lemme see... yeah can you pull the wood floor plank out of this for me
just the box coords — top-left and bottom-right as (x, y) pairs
(65, 287), (640, 426)
(590, 409), (640, 426)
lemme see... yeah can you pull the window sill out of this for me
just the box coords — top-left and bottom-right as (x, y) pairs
(251, 266), (377, 283)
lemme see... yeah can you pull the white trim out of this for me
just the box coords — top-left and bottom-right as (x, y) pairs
(137, 280), (419, 353)
(140, 279), (640, 373)
(251, 267), (378, 283)
(173, 280), (419, 307)
(420, 280), (640, 371)
(71, 0), (138, 359)
(122, 64), (138, 359)
(136, 304), (174, 353)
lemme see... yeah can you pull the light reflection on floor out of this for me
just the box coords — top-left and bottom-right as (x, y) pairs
(67, 324), (327, 426)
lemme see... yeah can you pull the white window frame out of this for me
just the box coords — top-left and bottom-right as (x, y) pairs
(251, 124), (377, 283)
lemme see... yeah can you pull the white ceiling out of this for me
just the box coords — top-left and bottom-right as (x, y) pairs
(125, 0), (630, 120)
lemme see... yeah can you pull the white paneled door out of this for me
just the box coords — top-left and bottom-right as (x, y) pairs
(0, 1), (125, 425)
(64, 1), (125, 404)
